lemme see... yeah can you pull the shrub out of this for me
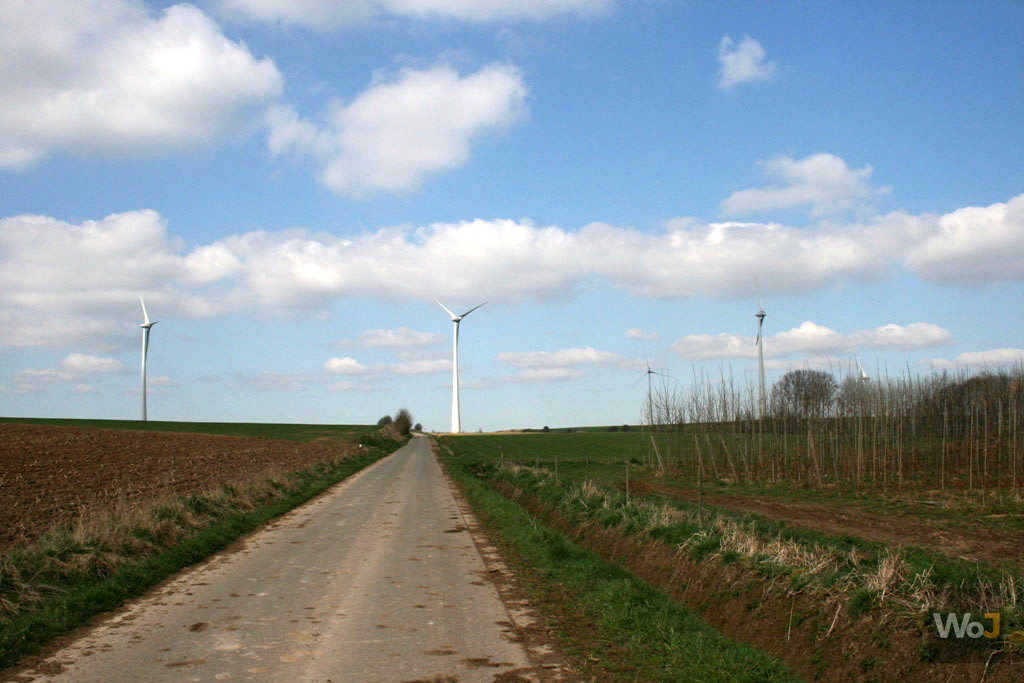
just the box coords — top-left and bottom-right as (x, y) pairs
(376, 415), (393, 427)
(393, 408), (413, 435)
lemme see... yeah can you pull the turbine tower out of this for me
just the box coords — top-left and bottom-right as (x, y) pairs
(755, 296), (767, 418)
(139, 296), (158, 421)
(856, 356), (869, 381)
(435, 299), (487, 433)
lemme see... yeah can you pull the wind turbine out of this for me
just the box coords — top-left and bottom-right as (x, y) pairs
(139, 296), (158, 421)
(755, 295), (767, 418)
(856, 356), (869, 381)
(435, 298), (487, 433)
(634, 356), (667, 430)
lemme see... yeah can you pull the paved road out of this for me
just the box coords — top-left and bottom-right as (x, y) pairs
(14, 435), (563, 682)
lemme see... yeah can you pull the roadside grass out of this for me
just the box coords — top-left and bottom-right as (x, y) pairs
(441, 434), (1024, 633)
(444, 452), (796, 682)
(0, 434), (406, 671)
(0, 417), (377, 440)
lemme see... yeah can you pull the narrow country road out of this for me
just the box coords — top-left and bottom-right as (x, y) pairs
(13, 435), (567, 682)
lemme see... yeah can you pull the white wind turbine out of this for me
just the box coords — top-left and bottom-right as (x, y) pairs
(634, 356), (667, 430)
(435, 299), (487, 433)
(856, 356), (869, 381)
(755, 295), (767, 418)
(139, 296), (159, 421)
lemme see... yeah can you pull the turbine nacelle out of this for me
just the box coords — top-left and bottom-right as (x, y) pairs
(435, 298), (487, 322)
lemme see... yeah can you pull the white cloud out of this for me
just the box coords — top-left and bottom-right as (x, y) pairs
(266, 63), (527, 197)
(13, 368), (73, 383)
(60, 353), (126, 374)
(0, 0), (282, 168)
(2, 192), (1022, 352)
(722, 153), (886, 217)
(219, 0), (611, 28)
(673, 321), (952, 359)
(343, 326), (445, 349)
(388, 358), (452, 374)
(327, 379), (378, 392)
(324, 356), (368, 374)
(927, 348), (1024, 371)
(226, 371), (312, 392)
(517, 367), (583, 382)
(717, 35), (776, 90)
(497, 345), (630, 368)
(903, 194), (1024, 285)
(626, 328), (659, 341)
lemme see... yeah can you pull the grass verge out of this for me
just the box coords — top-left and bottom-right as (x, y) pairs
(0, 437), (405, 671)
(444, 452), (796, 681)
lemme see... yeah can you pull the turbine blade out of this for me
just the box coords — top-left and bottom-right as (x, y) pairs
(434, 298), (456, 319)
(140, 296), (150, 325)
(459, 301), (487, 318)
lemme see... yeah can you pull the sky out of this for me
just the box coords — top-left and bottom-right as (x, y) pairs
(1, 0), (1022, 432)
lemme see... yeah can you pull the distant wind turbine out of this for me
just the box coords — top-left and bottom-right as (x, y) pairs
(856, 356), (869, 381)
(435, 298), (487, 433)
(634, 356), (667, 429)
(755, 295), (767, 418)
(139, 296), (158, 421)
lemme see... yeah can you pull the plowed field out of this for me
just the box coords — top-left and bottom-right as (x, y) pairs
(0, 423), (358, 549)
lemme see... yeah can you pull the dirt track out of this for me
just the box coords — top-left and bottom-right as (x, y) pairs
(0, 423), (356, 549)
(633, 478), (1024, 566)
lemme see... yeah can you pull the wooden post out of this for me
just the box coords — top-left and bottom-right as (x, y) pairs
(625, 462), (630, 505)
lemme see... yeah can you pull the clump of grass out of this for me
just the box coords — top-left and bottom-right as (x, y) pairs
(484, 461), (1024, 618)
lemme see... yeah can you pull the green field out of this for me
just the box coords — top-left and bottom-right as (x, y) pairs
(439, 430), (1024, 680)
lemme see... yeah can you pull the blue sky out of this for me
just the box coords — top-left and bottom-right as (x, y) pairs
(1, 0), (1022, 431)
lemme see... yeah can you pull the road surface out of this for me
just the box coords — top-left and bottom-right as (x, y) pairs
(12, 435), (569, 682)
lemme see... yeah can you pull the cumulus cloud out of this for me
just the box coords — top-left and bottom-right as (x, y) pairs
(60, 353), (126, 374)
(341, 327), (445, 349)
(11, 352), (129, 393)
(717, 35), (776, 90)
(0, 0), (282, 168)
(219, 0), (611, 28)
(324, 356), (368, 374)
(927, 348), (1024, 371)
(722, 153), (886, 217)
(903, 194), (1024, 285)
(266, 63), (527, 197)
(674, 321), (952, 359)
(516, 367), (583, 382)
(226, 371), (313, 392)
(388, 358), (452, 374)
(497, 346), (631, 369)
(626, 328), (659, 341)
(2, 192), (1022, 352)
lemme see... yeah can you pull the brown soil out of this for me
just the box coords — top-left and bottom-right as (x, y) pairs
(630, 478), (1024, 567)
(0, 423), (357, 550)
(499, 482), (1024, 682)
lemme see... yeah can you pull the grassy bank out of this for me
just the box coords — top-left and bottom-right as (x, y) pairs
(442, 442), (796, 681)
(0, 431), (405, 671)
(441, 433), (1024, 680)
